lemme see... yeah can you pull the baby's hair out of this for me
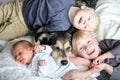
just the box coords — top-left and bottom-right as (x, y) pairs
(12, 40), (33, 50)
(72, 30), (95, 55)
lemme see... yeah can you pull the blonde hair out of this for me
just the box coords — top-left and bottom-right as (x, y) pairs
(72, 30), (95, 55)
(12, 40), (33, 51)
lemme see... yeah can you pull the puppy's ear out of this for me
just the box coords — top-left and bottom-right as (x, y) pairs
(34, 32), (44, 42)
(47, 33), (57, 45)
(39, 32), (57, 45)
(40, 37), (50, 45)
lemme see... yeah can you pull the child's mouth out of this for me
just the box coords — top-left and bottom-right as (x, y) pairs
(19, 59), (24, 64)
(88, 49), (95, 55)
(78, 17), (82, 24)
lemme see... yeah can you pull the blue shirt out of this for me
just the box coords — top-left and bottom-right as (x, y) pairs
(22, 0), (75, 32)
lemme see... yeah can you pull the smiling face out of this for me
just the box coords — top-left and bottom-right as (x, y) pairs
(72, 7), (100, 32)
(12, 40), (34, 65)
(76, 36), (100, 59)
(72, 30), (100, 59)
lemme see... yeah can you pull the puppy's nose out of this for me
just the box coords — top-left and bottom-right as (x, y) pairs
(61, 60), (68, 65)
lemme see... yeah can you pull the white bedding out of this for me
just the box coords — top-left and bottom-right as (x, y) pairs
(0, 36), (62, 80)
(96, 0), (120, 41)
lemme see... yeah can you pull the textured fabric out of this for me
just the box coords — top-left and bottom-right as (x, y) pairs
(22, 0), (75, 32)
(98, 39), (120, 80)
(0, 0), (28, 40)
(95, 0), (120, 41)
(97, 70), (110, 80)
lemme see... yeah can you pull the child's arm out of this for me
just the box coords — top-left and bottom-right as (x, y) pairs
(70, 57), (91, 66)
(93, 63), (113, 75)
(93, 52), (115, 65)
(63, 68), (96, 80)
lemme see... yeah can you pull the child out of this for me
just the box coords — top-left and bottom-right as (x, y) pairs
(72, 0), (120, 41)
(0, 0), (99, 40)
(12, 40), (99, 80)
(63, 30), (120, 80)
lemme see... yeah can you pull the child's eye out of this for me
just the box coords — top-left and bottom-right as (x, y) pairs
(88, 40), (92, 44)
(15, 52), (21, 59)
(79, 47), (83, 50)
(18, 52), (21, 56)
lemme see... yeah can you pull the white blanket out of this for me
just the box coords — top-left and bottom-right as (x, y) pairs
(96, 0), (120, 41)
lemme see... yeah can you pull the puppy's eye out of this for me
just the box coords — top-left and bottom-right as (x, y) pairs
(54, 47), (60, 51)
(66, 47), (71, 51)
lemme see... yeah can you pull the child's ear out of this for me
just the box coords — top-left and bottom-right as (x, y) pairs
(29, 47), (34, 51)
(81, 6), (88, 9)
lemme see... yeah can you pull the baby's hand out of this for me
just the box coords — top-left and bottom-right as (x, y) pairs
(34, 44), (45, 51)
(39, 59), (47, 66)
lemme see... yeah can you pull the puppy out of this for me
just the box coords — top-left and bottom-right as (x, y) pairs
(34, 31), (72, 66)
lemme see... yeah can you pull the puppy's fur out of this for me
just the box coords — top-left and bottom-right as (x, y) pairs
(34, 28), (75, 66)
(35, 31), (71, 66)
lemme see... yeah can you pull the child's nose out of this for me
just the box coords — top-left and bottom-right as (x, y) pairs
(83, 20), (86, 24)
(16, 56), (20, 61)
(85, 46), (91, 51)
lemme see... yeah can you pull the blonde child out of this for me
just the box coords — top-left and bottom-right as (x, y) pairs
(63, 30), (120, 80)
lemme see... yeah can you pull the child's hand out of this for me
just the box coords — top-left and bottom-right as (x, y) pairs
(63, 70), (78, 80)
(38, 59), (47, 66)
(93, 54), (106, 65)
(34, 44), (45, 51)
(92, 63), (107, 72)
(93, 52), (115, 65)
